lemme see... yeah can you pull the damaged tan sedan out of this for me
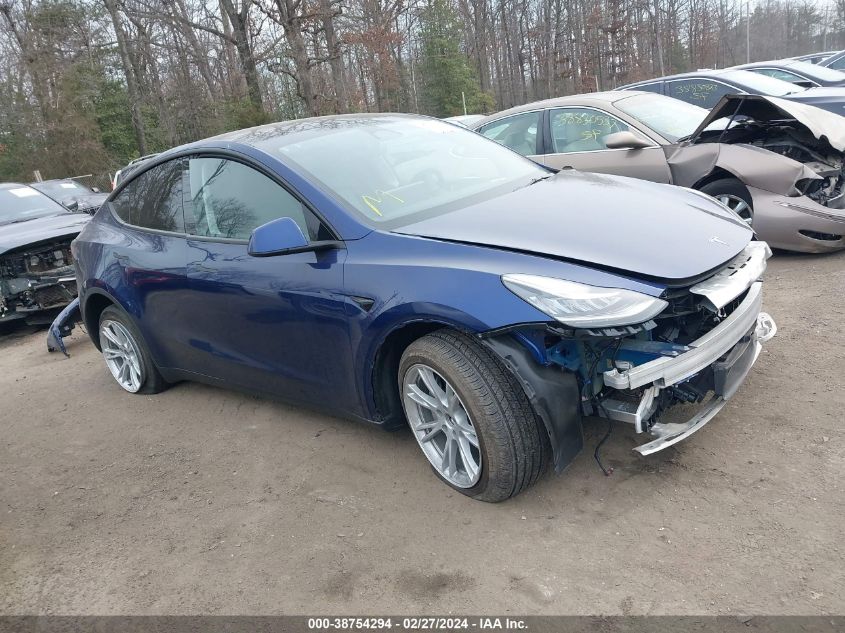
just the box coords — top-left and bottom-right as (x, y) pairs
(473, 92), (845, 253)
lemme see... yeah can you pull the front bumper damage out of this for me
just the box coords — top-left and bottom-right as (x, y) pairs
(486, 242), (777, 471)
(0, 240), (79, 323)
(597, 242), (776, 455)
(600, 291), (776, 455)
(748, 187), (845, 253)
(46, 297), (81, 357)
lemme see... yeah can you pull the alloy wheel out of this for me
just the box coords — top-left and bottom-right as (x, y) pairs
(100, 319), (144, 393)
(716, 194), (753, 225)
(402, 363), (482, 488)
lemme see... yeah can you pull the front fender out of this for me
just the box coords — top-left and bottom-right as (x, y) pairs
(669, 143), (817, 196)
(481, 333), (584, 474)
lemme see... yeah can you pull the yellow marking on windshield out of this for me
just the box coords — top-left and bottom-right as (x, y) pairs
(362, 190), (404, 217)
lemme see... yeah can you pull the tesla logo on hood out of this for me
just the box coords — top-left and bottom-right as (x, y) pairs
(709, 236), (730, 246)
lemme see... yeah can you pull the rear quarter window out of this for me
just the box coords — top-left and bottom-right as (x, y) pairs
(110, 158), (188, 233)
(630, 81), (663, 94)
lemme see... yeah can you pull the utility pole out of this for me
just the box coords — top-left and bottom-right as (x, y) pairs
(746, 0), (751, 63)
(652, 0), (665, 76)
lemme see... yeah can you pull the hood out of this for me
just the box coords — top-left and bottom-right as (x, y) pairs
(690, 94), (845, 152)
(394, 171), (752, 283)
(0, 213), (90, 256)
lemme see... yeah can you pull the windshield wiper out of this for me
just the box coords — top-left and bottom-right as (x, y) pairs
(516, 173), (554, 191)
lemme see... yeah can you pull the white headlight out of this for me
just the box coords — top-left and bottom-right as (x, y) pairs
(502, 274), (668, 328)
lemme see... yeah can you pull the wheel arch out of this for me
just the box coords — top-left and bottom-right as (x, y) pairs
(369, 319), (457, 429)
(81, 288), (119, 350)
(690, 167), (740, 191)
(368, 318), (584, 474)
(480, 334), (584, 474)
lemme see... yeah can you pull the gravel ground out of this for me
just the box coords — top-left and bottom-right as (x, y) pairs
(1, 250), (843, 615)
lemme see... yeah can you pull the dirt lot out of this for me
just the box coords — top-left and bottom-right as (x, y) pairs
(1, 251), (843, 616)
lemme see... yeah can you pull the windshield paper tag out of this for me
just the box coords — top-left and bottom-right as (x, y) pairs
(9, 187), (38, 198)
(60, 183), (79, 189)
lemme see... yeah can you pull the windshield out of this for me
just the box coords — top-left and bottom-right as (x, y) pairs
(0, 186), (69, 225)
(268, 117), (547, 228)
(722, 70), (803, 96)
(32, 180), (92, 200)
(615, 93), (709, 141)
(786, 59), (845, 82)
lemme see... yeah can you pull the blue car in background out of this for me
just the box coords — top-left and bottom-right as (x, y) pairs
(69, 114), (776, 501)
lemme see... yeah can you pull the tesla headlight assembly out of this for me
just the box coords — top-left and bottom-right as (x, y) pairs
(502, 274), (668, 328)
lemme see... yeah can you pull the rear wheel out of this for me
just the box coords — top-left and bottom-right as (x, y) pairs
(399, 330), (549, 502)
(98, 306), (167, 394)
(700, 178), (754, 226)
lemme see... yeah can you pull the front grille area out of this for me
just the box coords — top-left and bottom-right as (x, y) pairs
(33, 282), (77, 309)
(0, 241), (74, 278)
(652, 285), (749, 347)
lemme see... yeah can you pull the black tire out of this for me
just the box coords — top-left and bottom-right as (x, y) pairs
(699, 178), (754, 225)
(98, 305), (168, 394)
(399, 330), (550, 502)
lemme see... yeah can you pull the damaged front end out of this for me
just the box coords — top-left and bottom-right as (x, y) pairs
(687, 95), (845, 207)
(675, 95), (845, 251)
(486, 241), (776, 461)
(0, 239), (79, 324)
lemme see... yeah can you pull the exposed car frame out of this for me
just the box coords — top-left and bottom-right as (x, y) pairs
(1, 183), (89, 323)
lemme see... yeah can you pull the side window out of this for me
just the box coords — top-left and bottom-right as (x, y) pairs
(752, 68), (813, 85)
(667, 79), (735, 108)
(110, 183), (133, 224)
(477, 111), (540, 156)
(110, 158), (187, 232)
(828, 56), (845, 71)
(186, 157), (329, 241)
(549, 108), (630, 154)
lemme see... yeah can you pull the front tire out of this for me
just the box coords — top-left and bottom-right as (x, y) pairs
(699, 178), (754, 226)
(98, 306), (167, 394)
(399, 330), (549, 502)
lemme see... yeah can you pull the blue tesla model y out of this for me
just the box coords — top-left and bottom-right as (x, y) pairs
(68, 114), (776, 501)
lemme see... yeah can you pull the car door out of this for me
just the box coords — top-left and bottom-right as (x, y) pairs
(476, 111), (543, 162)
(541, 106), (672, 183)
(180, 155), (357, 409)
(107, 157), (193, 369)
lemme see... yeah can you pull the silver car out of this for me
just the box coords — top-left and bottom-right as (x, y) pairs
(473, 91), (845, 253)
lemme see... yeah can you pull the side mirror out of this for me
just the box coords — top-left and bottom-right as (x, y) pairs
(91, 187), (101, 193)
(66, 200), (80, 212)
(604, 130), (652, 150)
(248, 217), (310, 257)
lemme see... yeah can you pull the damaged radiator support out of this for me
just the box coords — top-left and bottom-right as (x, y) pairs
(598, 308), (776, 454)
(574, 243), (778, 455)
(0, 240), (78, 321)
